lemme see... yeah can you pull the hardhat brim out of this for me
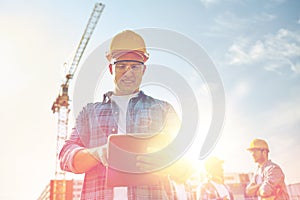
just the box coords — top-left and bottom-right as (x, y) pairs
(106, 50), (149, 63)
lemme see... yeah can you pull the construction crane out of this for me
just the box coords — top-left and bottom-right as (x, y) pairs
(51, 2), (105, 180)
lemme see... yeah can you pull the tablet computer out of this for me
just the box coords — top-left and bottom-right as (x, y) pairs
(106, 134), (169, 187)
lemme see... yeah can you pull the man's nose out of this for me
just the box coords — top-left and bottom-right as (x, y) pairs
(124, 65), (132, 72)
(122, 65), (134, 76)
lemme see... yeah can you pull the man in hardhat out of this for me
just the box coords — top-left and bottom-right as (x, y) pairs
(59, 30), (193, 199)
(245, 139), (289, 200)
(197, 157), (234, 200)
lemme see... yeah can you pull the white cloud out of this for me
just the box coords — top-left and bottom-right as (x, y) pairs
(249, 41), (265, 59)
(227, 38), (259, 65)
(226, 29), (300, 74)
(290, 62), (300, 73)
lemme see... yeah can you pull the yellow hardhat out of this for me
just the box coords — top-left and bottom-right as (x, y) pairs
(247, 138), (269, 152)
(204, 156), (224, 172)
(106, 30), (149, 63)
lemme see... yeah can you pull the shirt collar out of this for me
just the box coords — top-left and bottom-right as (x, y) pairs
(102, 90), (145, 103)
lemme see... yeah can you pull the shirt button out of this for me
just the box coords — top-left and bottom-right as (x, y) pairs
(112, 128), (116, 132)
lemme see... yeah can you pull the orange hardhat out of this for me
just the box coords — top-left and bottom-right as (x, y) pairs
(106, 30), (149, 63)
(247, 138), (269, 152)
(204, 156), (224, 172)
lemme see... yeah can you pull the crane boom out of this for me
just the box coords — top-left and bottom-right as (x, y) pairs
(51, 2), (105, 180)
(66, 2), (105, 83)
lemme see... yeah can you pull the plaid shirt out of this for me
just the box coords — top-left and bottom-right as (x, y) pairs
(59, 91), (179, 200)
(197, 180), (234, 200)
(250, 160), (289, 200)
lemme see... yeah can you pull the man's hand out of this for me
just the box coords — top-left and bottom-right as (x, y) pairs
(246, 182), (261, 196)
(72, 144), (108, 173)
(88, 144), (108, 166)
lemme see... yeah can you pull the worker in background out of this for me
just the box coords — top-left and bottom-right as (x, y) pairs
(59, 30), (194, 199)
(245, 138), (290, 200)
(171, 179), (196, 200)
(197, 157), (234, 200)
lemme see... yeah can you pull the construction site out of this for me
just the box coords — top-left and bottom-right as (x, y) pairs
(32, 2), (300, 200)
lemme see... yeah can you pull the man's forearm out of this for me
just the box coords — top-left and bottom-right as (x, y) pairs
(73, 149), (101, 173)
(246, 183), (261, 196)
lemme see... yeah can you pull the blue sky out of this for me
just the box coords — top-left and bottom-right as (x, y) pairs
(1, 0), (300, 199)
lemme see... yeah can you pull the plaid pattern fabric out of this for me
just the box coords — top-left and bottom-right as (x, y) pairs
(197, 181), (234, 200)
(251, 160), (290, 200)
(59, 91), (178, 200)
(172, 182), (195, 200)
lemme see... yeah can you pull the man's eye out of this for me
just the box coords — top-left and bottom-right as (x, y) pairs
(116, 65), (126, 69)
(131, 65), (139, 70)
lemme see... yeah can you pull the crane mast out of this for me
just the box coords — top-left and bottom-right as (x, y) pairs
(51, 3), (105, 180)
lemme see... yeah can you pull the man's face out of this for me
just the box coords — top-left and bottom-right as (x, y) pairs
(110, 52), (146, 96)
(210, 164), (224, 179)
(249, 149), (265, 164)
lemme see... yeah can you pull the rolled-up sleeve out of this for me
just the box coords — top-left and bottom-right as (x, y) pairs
(59, 104), (90, 173)
(59, 129), (85, 173)
(259, 164), (284, 197)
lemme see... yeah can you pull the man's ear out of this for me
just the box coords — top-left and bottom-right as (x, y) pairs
(143, 65), (147, 74)
(109, 64), (113, 74)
